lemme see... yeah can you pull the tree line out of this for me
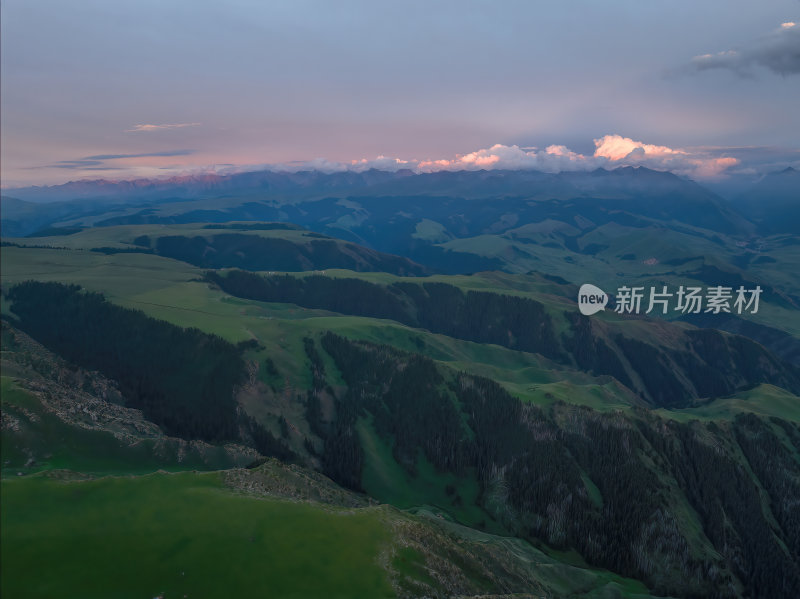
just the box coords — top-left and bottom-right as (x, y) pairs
(314, 332), (800, 598)
(6, 281), (291, 460)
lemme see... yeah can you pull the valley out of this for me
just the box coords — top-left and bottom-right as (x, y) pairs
(1, 167), (799, 598)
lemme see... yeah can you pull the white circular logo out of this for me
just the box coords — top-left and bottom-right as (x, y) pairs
(578, 284), (608, 315)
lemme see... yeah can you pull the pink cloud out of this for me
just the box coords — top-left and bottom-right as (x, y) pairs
(691, 156), (740, 178)
(126, 122), (201, 132)
(299, 136), (739, 179)
(591, 135), (739, 178)
(593, 134), (683, 161)
(411, 136), (734, 178)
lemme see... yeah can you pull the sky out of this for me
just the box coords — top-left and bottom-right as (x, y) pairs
(2, 0), (799, 188)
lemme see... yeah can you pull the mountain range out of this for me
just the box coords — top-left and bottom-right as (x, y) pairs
(2, 164), (799, 598)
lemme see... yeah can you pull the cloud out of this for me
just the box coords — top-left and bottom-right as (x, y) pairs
(591, 135), (740, 177)
(32, 139), (792, 184)
(348, 156), (413, 171)
(690, 21), (800, 76)
(413, 143), (604, 173)
(48, 159), (105, 169)
(42, 150), (195, 170)
(593, 135), (682, 161)
(237, 140), (794, 183)
(126, 123), (201, 132)
(412, 136), (738, 179)
(419, 145), (539, 171)
(85, 150), (195, 160)
(269, 135), (741, 180)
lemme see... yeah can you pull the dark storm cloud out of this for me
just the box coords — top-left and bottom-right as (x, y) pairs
(691, 22), (800, 76)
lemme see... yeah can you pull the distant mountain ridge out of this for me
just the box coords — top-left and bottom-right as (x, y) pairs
(2, 165), (758, 238)
(3, 168), (415, 203)
(2, 165), (739, 203)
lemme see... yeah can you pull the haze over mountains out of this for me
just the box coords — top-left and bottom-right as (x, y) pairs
(731, 166), (800, 233)
(1, 165), (785, 238)
(5, 164), (794, 204)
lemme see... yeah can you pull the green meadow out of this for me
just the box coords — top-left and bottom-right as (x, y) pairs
(1, 471), (395, 599)
(1, 465), (660, 598)
(3, 231), (796, 598)
(3, 244), (794, 422)
(657, 383), (800, 423)
(0, 377), (251, 476)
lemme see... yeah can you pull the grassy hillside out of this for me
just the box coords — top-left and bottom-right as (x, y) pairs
(1, 453), (667, 598)
(3, 228), (800, 598)
(1, 471), (395, 599)
(0, 322), (259, 476)
(4, 222), (429, 275)
(3, 244), (797, 418)
(0, 377), (245, 475)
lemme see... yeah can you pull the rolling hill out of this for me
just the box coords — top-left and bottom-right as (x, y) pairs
(2, 167), (799, 598)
